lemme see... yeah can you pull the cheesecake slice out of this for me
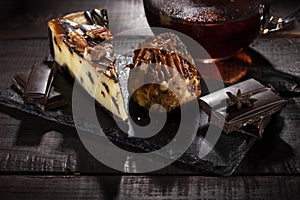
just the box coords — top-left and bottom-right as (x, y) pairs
(48, 8), (128, 121)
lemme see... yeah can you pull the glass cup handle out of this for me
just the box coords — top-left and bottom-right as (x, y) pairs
(261, 7), (300, 35)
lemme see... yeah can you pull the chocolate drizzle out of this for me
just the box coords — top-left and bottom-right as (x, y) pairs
(59, 18), (113, 43)
(128, 47), (200, 93)
(128, 32), (200, 87)
(91, 9), (109, 27)
(84, 9), (109, 27)
(84, 11), (94, 25)
(130, 49), (183, 79)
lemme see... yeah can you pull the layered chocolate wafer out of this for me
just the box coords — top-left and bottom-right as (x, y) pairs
(199, 78), (287, 138)
(12, 73), (67, 111)
(23, 62), (57, 101)
(12, 74), (27, 94)
(36, 87), (67, 111)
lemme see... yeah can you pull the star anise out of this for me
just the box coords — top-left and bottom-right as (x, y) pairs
(226, 89), (256, 110)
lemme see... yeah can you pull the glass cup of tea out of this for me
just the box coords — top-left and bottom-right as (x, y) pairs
(143, 0), (299, 63)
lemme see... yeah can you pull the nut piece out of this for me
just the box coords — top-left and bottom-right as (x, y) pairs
(68, 31), (88, 52)
(86, 27), (114, 41)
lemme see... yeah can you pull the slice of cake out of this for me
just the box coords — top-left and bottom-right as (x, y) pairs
(127, 33), (201, 112)
(48, 8), (128, 120)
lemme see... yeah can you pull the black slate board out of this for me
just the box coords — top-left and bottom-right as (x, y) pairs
(0, 68), (256, 176)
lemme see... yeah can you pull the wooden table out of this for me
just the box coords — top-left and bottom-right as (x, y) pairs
(0, 0), (299, 199)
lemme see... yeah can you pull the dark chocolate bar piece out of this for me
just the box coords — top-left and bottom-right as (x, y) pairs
(23, 62), (57, 99)
(199, 79), (287, 138)
(36, 91), (67, 111)
(12, 74), (67, 111)
(12, 74), (27, 94)
(35, 87), (67, 111)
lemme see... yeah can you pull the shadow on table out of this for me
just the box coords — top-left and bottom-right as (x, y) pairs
(241, 47), (300, 96)
(236, 112), (295, 174)
(97, 176), (122, 200)
(253, 113), (295, 164)
(0, 104), (118, 174)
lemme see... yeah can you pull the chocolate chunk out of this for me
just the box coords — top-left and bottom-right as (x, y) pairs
(12, 74), (27, 94)
(84, 11), (95, 25)
(36, 88), (67, 111)
(12, 73), (67, 111)
(23, 62), (57, 100)
(92, 8), (108, 27)
(140, 32), (195, 65)
(199, 78), (287, 138)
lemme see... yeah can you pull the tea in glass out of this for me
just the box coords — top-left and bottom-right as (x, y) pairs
(143, 0), (267, 62)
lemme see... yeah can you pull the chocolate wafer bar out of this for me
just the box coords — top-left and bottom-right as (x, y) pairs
(23, 62), (57, 100)
(36, 87), (67, 111)
(199, 78), (287, 138)
(12, 73), (67, 111)
(12, 74), (27, 94)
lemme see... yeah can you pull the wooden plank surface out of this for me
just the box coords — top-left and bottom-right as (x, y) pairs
(0, 175), (299, 199)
